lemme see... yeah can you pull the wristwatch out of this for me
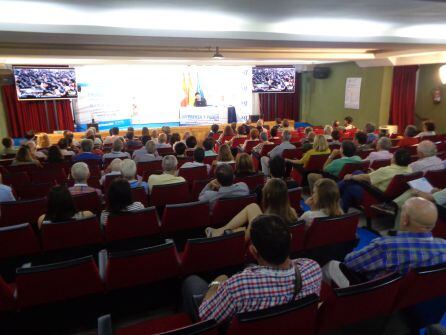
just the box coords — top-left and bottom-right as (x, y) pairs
(208, 281), (221, 288)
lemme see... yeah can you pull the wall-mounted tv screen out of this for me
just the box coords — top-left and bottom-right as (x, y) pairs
(252, 67), (295, 93)
(13, 66), (78, 100)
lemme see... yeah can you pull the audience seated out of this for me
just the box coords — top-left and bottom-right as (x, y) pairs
(364, 123), (378, 144)
(102, 139), (130, 161)
(268, 156), (299, 189)
(180, 147), (210, 174)
(121, 159), (148, 194)
(170, 133), (181, 146)
(103, 127), (121, 145)
(217, 125), (235, 144)
(397, 125), (419, 147)
(203, 138), (217, 157)
(73, 139), (102, 163)
(230, 122), (237, 134)
(206, 178), (297, 238)
(174, 142), (187, 158)
(269, 125), (280, 140)
(208, 124), (221, 138)
(57, 138), (75, 157)
(36, 132), (50, 150)
(243, 129), (260, 150)
(300, 178), (343, 227)
(69, 162), (102, 196)
(140, 127), (151, 146)
(27, 140), (47, 160)
(162, 126), (172, 143)
(124, 131), (142, 149)
(101, 178), (145, 225)
(415, 120), (436, 138)
(148, 155), (185, 192)
(354, 131), (370, 152)
(251, 131), (273, 155)
(323, 197), (446, 287)
(279, 119), (293, 131)
(100, 158), (123, 185)
(213, 144), (235, 167)
(343, 116), (355, 130)
(156, 133), (171, 149)
(38, 185), (94, 229)
(363, 137), (393, 163)
(286, 135), (330, 168)
(150, 129), (158, 143)
(198, 163), (249, 207)
(46, 145), (65, 164)
(133, 140), (159, 163)
(0, 172), (15, 202)
(409, 140), (444, 173)
(323, 125), (333, 140)
(185, 135), (197, 150)
(330, 129), (341, 145)
(183, 214), (321, 323)
(261, 130), (295, 175)
(85, 127), (102, 147)
(11, 145), (41, 166)
(234, 153), (256, 178)
(1, 137), (16, 156)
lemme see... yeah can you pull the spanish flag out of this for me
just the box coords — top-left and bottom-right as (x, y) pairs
(180, 73), (189, 107)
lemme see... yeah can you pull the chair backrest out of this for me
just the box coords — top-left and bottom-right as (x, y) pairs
(289, 221), (305, 255)
(29, 168), (67, 185)
(161, 201), (210, 234)
(231, 137), (247, 148)
(282, 148), (303, 160)
(137, 160), (163, 179)
(304, 154), (329, 171)
(150, 182), (190, 207)
(191, 179), (212, 201)
(259, 143), (277, 157)
(211, 195), (257, 228)
(16, 256), (104, 308)
(383, 171), (423, 199)
(72, 191), (102, 214)
(105, 207), (160, 243)
(358, 149), (374, 159)
(317, 272), (402, 335)
(234, 174), (265, 192)
(131, 186), (149, 207)
(288, 187), (302, 213)
(103, 173), (122, 193)
(2, 171), (30, 189)
(16, 182), (53, 200)
(7, 164), (40, 174)
(227, 294), (319, 335)
(0, 223), (40, 259)
(179, 166), (208, 185)
(81, 159), (102, 177)
(0, 276), (16, 312)
(157, 147), (175, 156)
(370, 159), (391, 170)
(203, 156), (217, 165)
(181, 231), (246, 275)
(177, 157), (193, 168)
(0, 158), (14, 167)
(0, 197), (47, 226)
(425, 169), (446, 189)
(159, 319), (218, 335)
(41, 216), (103, 252)
(304, 212), (360, 250)
(244, 140), (260, 154)
(105, 241), (181, 290)
(337, 161), (370, 179)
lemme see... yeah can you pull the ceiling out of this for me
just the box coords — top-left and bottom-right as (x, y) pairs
(1, 0), (446, 66)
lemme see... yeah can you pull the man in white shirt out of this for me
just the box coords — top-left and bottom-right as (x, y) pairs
(156, 133), (172, 149)
(199, 163), (249, 209)
(148, 155), (185, 193)
(260, 130), (295, 176)
(133, 140), (160, 163)
(102, 139), (130, 162)
(364, 137), (393, 164)
(343, 116), (355, 130)
(409, 140), (444, 173)
(180, 147), (211, 175)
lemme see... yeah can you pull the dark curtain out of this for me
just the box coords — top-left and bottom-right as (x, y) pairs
(389, 65), (419, 133)
(259, 73), (300, 121)
(1, 84), (74, 137)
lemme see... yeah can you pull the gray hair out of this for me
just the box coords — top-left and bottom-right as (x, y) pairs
(113, 139), (123, 152)
(109, 158), (123, 172)
(80, 139), (93, 152)
(158, 133), (167, 144)
(121, 159), (136, 180)
(324, 125), (333, 135)
(162, 155), (178, 172)
(145, 140), (156, 154)
(282, 130), (292, 142)
(417, 140), (437, 157)
(71, 162), (90, 183)
(377, 137), (392, 151)
(260, 132), (268, 142)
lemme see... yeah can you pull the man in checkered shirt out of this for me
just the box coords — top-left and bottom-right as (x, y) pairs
(181, 214), (322, 324)
(324, 197), (446, 288)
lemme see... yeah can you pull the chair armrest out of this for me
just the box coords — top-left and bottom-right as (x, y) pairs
(98, 249), (108, 281)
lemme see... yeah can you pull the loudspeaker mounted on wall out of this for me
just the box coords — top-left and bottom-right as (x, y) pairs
(313, 67), (331, 79)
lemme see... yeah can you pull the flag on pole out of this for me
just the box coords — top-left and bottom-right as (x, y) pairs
(188, 72), (196, 106)
(180, 73), (189, 107)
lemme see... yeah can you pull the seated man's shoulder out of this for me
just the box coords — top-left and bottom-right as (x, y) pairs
(294, 258), (322, 276)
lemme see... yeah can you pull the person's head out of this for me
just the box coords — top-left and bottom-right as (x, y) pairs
(47, 145), (63, 163)
(230, 122), (237, 133)
(71, 162), (90, 183)
(126, 131), (134, 141)
(400, 197), (438, 233)
(332, 120), (340, 128)
(107, 178), (133, 214)
(215, 163), (234, 187)
(182, 131), (191, 141)
(203, 138), (215, 151)
(262, 178), (295, 223)
(145, 140), (156, 154)
(158, 133), (167, 144)
(269, 156), (286, 178)
(174, 141), (187, 156)
(112, 139), (123, 152)
(341, 140), (356, 157)
(307, 132), (316, 143)
(237, 125), (246, 136)
(423, 121), (436, 132)
(170, 133), (181, 145)
(393, 148), (411, 167)
(110, 127), (119, 136)
(364, 123), (376, 134)
(85, 128), (95, 138)
(193, 147), (205, 163)
(324, 125), (333, 135)
(331, 129), (341, 141)
(121, 159), (137, 181)
(282, 130), (291, 142)
(141, 127), (149, 136)
(404, 125), (418, 138)
(26, 140), (37, 155)
(249, 128), (259, 140)
(195, 92), (201, 101)
(282, 119), (290, 128)
(58, 138), (68, 150)
(304, 126), (313, 136)
(354, 131), (368, 146)
(162, 126), (171, 135)
(2, 137), (12, 149)
(109, 158), (123, 173)
(36, 133), (50, 148)
(256, 119), (264, 128)
(45, 185), (76, 222)
(275, 118), (282, 125)
(270, 126), (278, 138)
(127, 127), (134, 133)
(24, 130), (36, 141)
(150, 129), (158, 139)
(235, 153), (254, 175)
(344, 116), (353, 126)
(259, 131), (269, 142)
(15, 145), (32, 162)
(311, 178), (343, 216)
(376, 137), (392, 151)
(217, 144), (234, 162)
(249, 214), (291, 266)
(417, 140), (437, 158)
(223, 125), (234, 137)
(313, 135), (329, 152)
(162, 155), (178, 174)
(80, 139), (93, 153)
(211, 124), (219, 133)
(185, 136), (197, 149)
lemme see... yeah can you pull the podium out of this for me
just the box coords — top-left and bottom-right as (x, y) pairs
(87, 123), (99, 131)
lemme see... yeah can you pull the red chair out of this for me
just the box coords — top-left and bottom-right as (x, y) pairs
(179, 166), (209, 186)
(81, 159), (102, 177)
(271, 138), (282, 145)
(0, 197), (47, 227)
(231, 137), (247, 148)
(2, 171), (30, 189)
(358, 149), (374, 159)
(15, 182), (53, 200)
(191, 179), (212, 201)
(161, 201), (210, 235)
(288, 187), (302, 213)
(317, 272), (403, 335)
(103, 173), (122, 193)
(131, 186), (149, 207)
(100, 241), (181, 291)
(370, 159), (391, 170)
(337, 161), (370, 180)
(137, 160), (162, 179)
(433, 216), (446, 239)
(0, 276), (16, 312)
(259, 143), (277, 157)
(227, 294), (319, 335)
(290, 154), (330, 185)
(72, 191), (102, 215)
(29, 168), (67, 185)
(16, 256), (104, 309)
(45, 161), (72, 175)
(150, 182), (191, 207)
(289, 221), (305, 255)
(180, 231), (246, 275)
(157, 147), (175, 156)
(303, 213), (360, 265)
(234, 174), (265, 192)
(104, 207), (160, 243)
(243, 140), (260, 154)
(282, 148), (303, 160)
(7, 164), (40, 174)
(425, 169), (446, 189)
(0, 223), (40, 260)
(177, 157), (193, 168)
(41, 216), (103, 253)
(210, 195), (257, 228)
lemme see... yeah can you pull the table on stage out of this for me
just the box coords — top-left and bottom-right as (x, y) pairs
(179, 106), (236, 126)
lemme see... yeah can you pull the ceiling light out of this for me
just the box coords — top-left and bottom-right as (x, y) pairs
(439, 65), (446, 84)
(213, 47), (224, 60)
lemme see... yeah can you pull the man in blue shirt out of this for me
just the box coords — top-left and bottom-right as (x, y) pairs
(0, 173), (15, 203)
(73, 139), (102, 164)
(323, 197), (446, 287)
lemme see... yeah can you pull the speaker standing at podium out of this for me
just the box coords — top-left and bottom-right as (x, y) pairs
(194, 92), (207, 107)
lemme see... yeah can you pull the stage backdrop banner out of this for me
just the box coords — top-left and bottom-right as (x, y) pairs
(74, 65), (251, 130)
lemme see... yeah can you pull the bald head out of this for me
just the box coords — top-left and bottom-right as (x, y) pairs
(417, 140), (437, 158)
(400, 197), (438, 232)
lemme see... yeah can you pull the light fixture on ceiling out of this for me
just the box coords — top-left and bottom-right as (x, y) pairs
(213, 47), (224, 59)
(439, 64), (446, 84)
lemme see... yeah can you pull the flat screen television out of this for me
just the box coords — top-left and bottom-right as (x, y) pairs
(252, 67), (295, 93)
(13, 66), (78, 100)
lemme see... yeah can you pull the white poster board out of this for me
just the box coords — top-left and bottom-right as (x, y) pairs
(344, 77), (362, 109)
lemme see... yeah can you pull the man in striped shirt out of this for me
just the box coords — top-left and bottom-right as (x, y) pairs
(324, 197), (446, 288)
(181, 214), (322, 324)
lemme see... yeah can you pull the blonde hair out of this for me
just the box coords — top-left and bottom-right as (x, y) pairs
(262, 178), (297, 224)
(313, 134), (329, 152)
(235, 153), (255, 175)
(312, 178), (343, 217)
(36, 133), (50, 148)
(217, 144), (234, 162)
